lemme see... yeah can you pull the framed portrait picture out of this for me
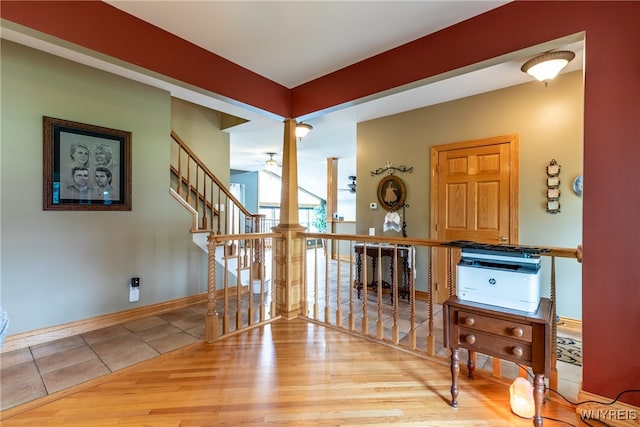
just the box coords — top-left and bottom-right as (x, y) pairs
(376, 174), (406, 212)
(43, 116), (132, 211)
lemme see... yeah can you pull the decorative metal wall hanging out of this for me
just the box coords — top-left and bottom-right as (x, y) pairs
(370, 161), (413, 176)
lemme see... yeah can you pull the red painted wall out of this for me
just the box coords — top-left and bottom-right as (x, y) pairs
(0, 1), (291, 118)
(2, 0), (639, 406)
(294, 2), (640, 406)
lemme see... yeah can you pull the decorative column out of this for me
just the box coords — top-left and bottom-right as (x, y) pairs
(272, 118), (306, 319)
(326, 157), (338, 223)
(327, 157), (338, 258)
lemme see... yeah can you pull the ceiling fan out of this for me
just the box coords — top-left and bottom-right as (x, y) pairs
(339, 175), (357, 194)
(263, 152), (281, 173)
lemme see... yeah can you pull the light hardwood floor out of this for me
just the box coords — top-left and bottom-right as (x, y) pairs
(1, 317), (581, 426)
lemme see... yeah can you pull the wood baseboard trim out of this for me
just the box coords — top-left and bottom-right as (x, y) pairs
(2, 293), (208, 354)
(415, 290), (429, 302)
(576, 388), (640, 426)
(557, 316), (582, 334)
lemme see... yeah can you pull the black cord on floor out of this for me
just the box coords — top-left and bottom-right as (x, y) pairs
(546, 386), (640, 409)
(516, 364), (640, 426)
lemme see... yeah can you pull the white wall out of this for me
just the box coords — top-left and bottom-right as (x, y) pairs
(0, 41), (224, 334)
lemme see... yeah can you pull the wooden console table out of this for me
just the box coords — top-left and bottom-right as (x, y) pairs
(443, 297), (553, 427)
(353, 243), (411, 302)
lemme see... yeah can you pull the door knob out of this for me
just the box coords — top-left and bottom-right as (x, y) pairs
(499, 236), (508, 242)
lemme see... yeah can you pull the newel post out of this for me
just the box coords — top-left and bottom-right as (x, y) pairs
(205, 231), (219, 342)
(271, 118), (305, 319)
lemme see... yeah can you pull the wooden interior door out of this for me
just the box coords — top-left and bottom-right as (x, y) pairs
(430, 135), (519, 303)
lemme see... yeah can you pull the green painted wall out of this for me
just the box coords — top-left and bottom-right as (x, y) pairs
(0, 41), (229, 334)
(358, 71), (583, 319)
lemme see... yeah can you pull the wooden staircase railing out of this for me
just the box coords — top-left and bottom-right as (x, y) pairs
(170, 130), (267, 235)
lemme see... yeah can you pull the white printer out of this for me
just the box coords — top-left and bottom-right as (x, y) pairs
(451, 242), (548, 313)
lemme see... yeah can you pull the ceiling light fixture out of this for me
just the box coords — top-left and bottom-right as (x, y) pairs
(295, 122), (313, 138)
(265, 152), (278, 173)
(521, 50), (575, 83)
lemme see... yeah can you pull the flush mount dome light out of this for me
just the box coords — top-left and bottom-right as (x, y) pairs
(295, 122), (313, 138)
(521, 50), (575, 82)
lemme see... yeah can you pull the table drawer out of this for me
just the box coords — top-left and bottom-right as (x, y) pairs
(456, 327), (533, 364)
(456, 310), (532, 342)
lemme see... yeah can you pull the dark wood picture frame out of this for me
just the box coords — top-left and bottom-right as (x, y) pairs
(376, 174), (406, 212)
(43, 116), (132, 211)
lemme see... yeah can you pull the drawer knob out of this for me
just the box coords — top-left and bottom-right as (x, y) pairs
(511, 327), (524, 337)
(463, 317), (475, 326)
(465, 334), (476, 344)
(512, 346), (524, 357)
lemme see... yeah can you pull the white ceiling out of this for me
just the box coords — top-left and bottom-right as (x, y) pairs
(3, 1), (583, 198)
(105, 1), (512, 89)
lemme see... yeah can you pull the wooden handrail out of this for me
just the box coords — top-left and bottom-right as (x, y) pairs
(299, 232), (582, 261)
(170, 130), (268, 234)
(171, 130), (252, 217)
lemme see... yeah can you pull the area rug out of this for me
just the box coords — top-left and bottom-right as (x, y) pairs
(557, 336), (582, 366)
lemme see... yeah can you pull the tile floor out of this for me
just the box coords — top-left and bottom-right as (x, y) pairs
(1, 305), (207, 411)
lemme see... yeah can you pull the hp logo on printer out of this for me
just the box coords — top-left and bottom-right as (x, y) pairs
(488, 278), (497, 286)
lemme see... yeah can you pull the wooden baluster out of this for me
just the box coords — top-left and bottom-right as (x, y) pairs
(216, 188), (221, 234)
(205, 231), (219, 342)
(361, 243), (368, 336)
(185, 156), (191, 204)
(222, 241), (229, 335)
(301, 239), (308, 317)
(209, 176), (214, 231)
(324, 241), (330, 324)
(251, 237), (259, 321)
(334, 239), (342, 328)
(269, 242), (276, 318)
(427, 247), (435, 355)
(235, 240), (243, 330)
(407, 246), (416, 350)
(227, 195), (233, 236)
(176, 147), (183, 197)
(242, 238), (248, 270)
(201, 174), (207, 229)
(256, 239), (265, 323)
(550, 255), (558, 391)
(194, 165), (199, 224)
(227, 194), (231, 235)
(349, 240), (355, 332)
(376, 244), (384, 340)
(447, 247), (454, 297)
(392, 245), (400, 344)
(313, 243), (319, 320)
